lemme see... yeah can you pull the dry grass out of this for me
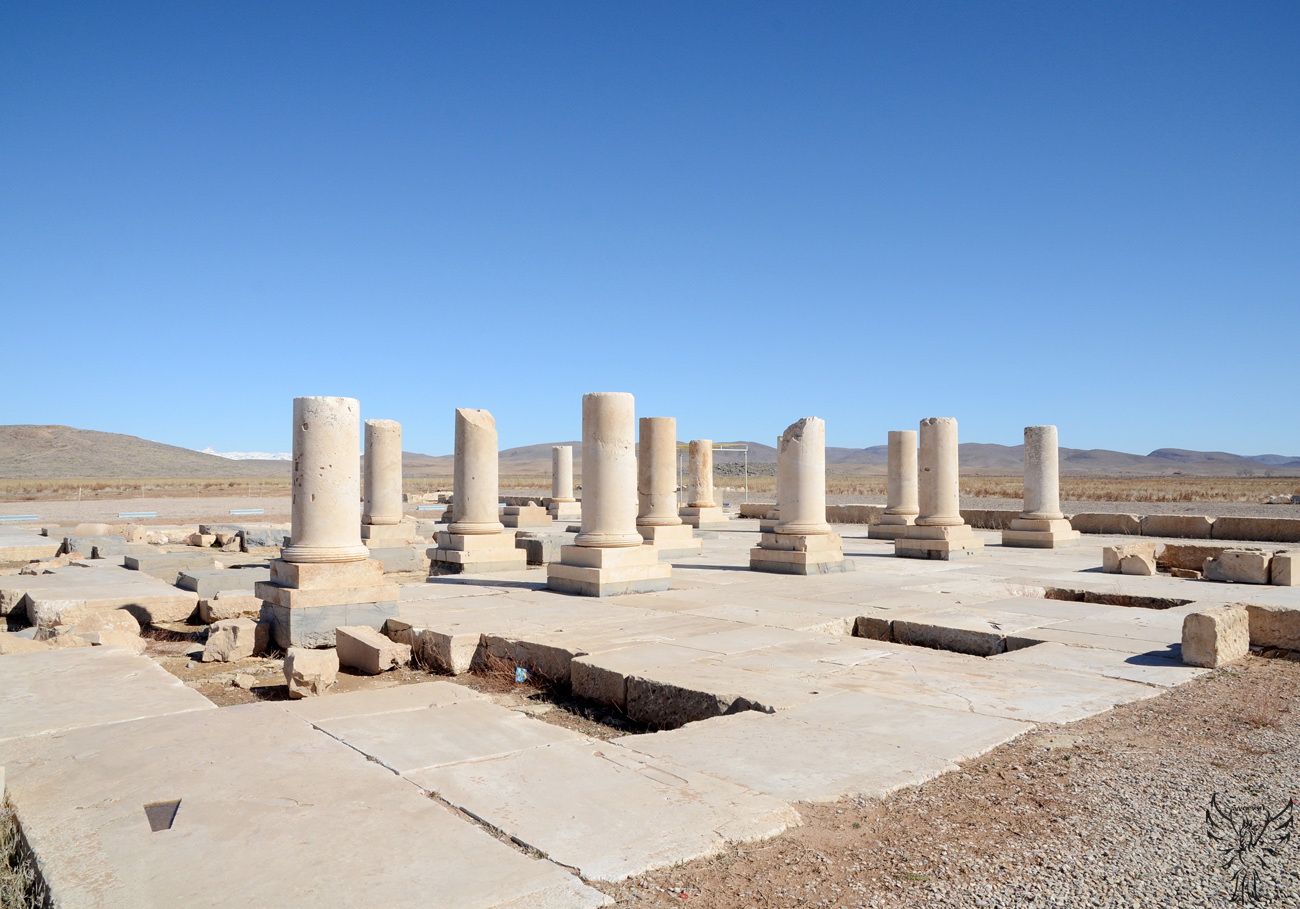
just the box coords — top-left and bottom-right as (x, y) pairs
(0, 477), (289, 501)
(0, 797), (50, 909)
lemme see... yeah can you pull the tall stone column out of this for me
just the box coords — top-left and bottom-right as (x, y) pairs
(547, 445), (581, 521)
(548, 393), (672, 596)
(680, 439), (727, 528)
(283, 396), (369, 564)
(429, 409), (526, 574)
(359, 419), (416, 547)
(897, 417), (983, 560)
(751, 417), (848, 575)
(870, 430), (919, 539)
(258, 396), (397, 650)
(638, 417), (700, 558)
(1003, 425), (1081, 548)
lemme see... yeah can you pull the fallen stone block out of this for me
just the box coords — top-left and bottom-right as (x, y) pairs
(1119, 553), (1156, 576)
(1169, 567), (1202, 579)
(336, 625), (411, 674)
(384, 618), (479, 675)
(240, 527), (289, 549)
(1157, 542), (1246, 572)
(35, 610), (145, 654)
(1140, 514), (1214, 539)
(203, 618), (265, 662)
(1101, 541), (1158, 573)
(1245, 604), (1300, 651)
(198, 593), (264, 623)
(285, 647), (339, 698)
(1181, 605), (1249, 668)
(1204, 550), (1272, 585)
(0, 631), (51, 655)
(1070, 513), (1141, 535)
(188, 533), (217, 547)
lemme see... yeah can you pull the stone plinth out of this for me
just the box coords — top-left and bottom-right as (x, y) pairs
(256, 558), (399, 650)
(431, 408), (525, 574)
(361, 522), (417, 546)
(897, 417), (983, 561)
(502, 505), (553, 528)
(548, 393), (673, 596)
(548, 500), (583, 521)
(680, 506), (728, 529)
(638, 417), (702, 560)
(869, 430), (919, 540)
(1002, 425), (1081, 549)
(751, 418), (849, 575)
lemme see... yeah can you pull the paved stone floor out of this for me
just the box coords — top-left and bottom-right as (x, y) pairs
(2, 520), (1296, 907)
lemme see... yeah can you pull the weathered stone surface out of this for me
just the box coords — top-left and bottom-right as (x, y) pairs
(1070, 513), (1141, 535)
(202, 618), (265, 662)
(266, 601), (400, 650)
(1212, 516), (1300, 544)
(1204, 550), (1272, 585)
(1272, 552), (1297, 586)
(1140, 514), (1214, 539)
(1119, 552), (1157, 576)
(336, 625), (411, 674)
(0, 632), (51, 655)
(285, 647), (339, 698)
(177, 566), (271, 597)
(1245, 604), (1300, 650)
(1169, 567), (1202, 579)
(198, 592), (264, 623)
(35, 610), (145, 654)
(1102, 542), (1157, 573)
(1181, 605), (1249, 668)
(1158, 543), (1245, 572)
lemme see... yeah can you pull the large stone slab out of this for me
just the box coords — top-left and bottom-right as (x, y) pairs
(622, 691), (1031, 802)
(0, 527), (62, 561)
(6, 563), (200, 626)
(0, 703), (608, 908)
(176, 566), (271, 597)
(0, 648), (213, 743)
(408, 740), (799, 882)
(992, 641), (1207, 687)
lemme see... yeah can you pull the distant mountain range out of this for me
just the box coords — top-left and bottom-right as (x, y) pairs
(1, 425), (1297, 479)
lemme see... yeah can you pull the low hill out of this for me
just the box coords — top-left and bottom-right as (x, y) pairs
(0, 426), (291, 479)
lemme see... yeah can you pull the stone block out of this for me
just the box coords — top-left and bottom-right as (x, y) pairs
(1245, 604), (1300, 650)
(240, 526), (290, 549)
(1204, 550), (1272, 585)
(637, 523), (703, 559)
(1119, 553), (1156, 575)
(679, 505), (728, 528)
(268, 558), (385, 590)
(500, 505), (553, 529)
(895, 524), (984, 561)
(1139, 514), (1214, 539)
(198, 593), (264, 623)
(1181, 605), (1249, 668)
(384, 619), (479, 675)
(514, 533), (568, 565)
(1069, 513), (1141, 535)
(1157, 543), (1243, 572)
(1102, 542), (1158, 573)
(0, 631), (51, 654)
(264, 601), (401, 650)
(202, 618), (265, 662)
(367, 546), (431, 574)
(1169, 567), (1202, 579)
(1002, 516), (1081, 549)
(1212, 516), (1300, 544)
(335, 625), (411, 674)
(360, 523), (418, 546)
(285, 646), (339, 698)
(547, 545), (672, 597)
(177, 566), (271, 597)
(429, 531), (529, 575)
(1272, 552), (1297, 586)
(867, 519), (914, 540)
(256, 581), (400, 610)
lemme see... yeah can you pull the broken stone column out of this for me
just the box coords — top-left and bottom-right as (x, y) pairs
(637, 417), (701, 559)
(547, 444), (581, 521)
(361, 419), (415, 548)
(1002, 425), (1081, 549)
(896, 417), (984, 560)
(548, 393), (672, 596)
(750, 417), (849, 575)
(430, 409), (526, 575)
(869, 430), (919, 540)
(258, 396), (399, 649)
(680, 440), (727, 527)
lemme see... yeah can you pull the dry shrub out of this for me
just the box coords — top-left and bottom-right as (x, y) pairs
(1, 797), (50, 909)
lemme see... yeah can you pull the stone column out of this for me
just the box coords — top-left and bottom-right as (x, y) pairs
(638, 418), (682, 527)
(686, 440), (715, 508)
(283, 396), (369, 564)
(915, 417), (962, 527)
(449, 408), (504, 535)
(774, 417), (831, 535)
(549, 393), (671, 595)
(576, 393), (643, 548)
(1003, 425), (1080, 548)
(897, 417), (983, 560)
(362, 419), (403, 525)
(1021, 425), (1063, 520)
(870, 430), (919, 539)
(551, 446), (575, 502)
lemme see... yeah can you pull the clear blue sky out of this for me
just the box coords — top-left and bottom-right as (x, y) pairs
(3, 2), (1296, 457)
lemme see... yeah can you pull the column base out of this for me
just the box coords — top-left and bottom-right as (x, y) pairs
(547, 501), (582, 521)
(360, 523), (417, 547)
(681, 506), (729, 528)
(501, 505), (554, 528)
(867, 516), (916, 540)
(895, 523), (985, 560)
(428, 531), (529, 575)
(546, 544), (672, 597)
(637, 523), (703, 560)
(749, 532), (852, 575)
(255, 558), (400, 649)
(1001, 517), (1081, 548)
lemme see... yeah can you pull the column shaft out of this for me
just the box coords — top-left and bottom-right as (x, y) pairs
(916, 417), (963, 526)
(1021, 425), (1064, 520)
(283, 396), (369, 563)
(686, 440), (715, 508)
(551, 445), (575, 502)
(449, 408), (504, 534)
(638, 417), (682, 526)
(884, 430), (919, 518)
(362, 419), (403, 525)
(774, 417), (831, 535)
(576, 393), (643, 548)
